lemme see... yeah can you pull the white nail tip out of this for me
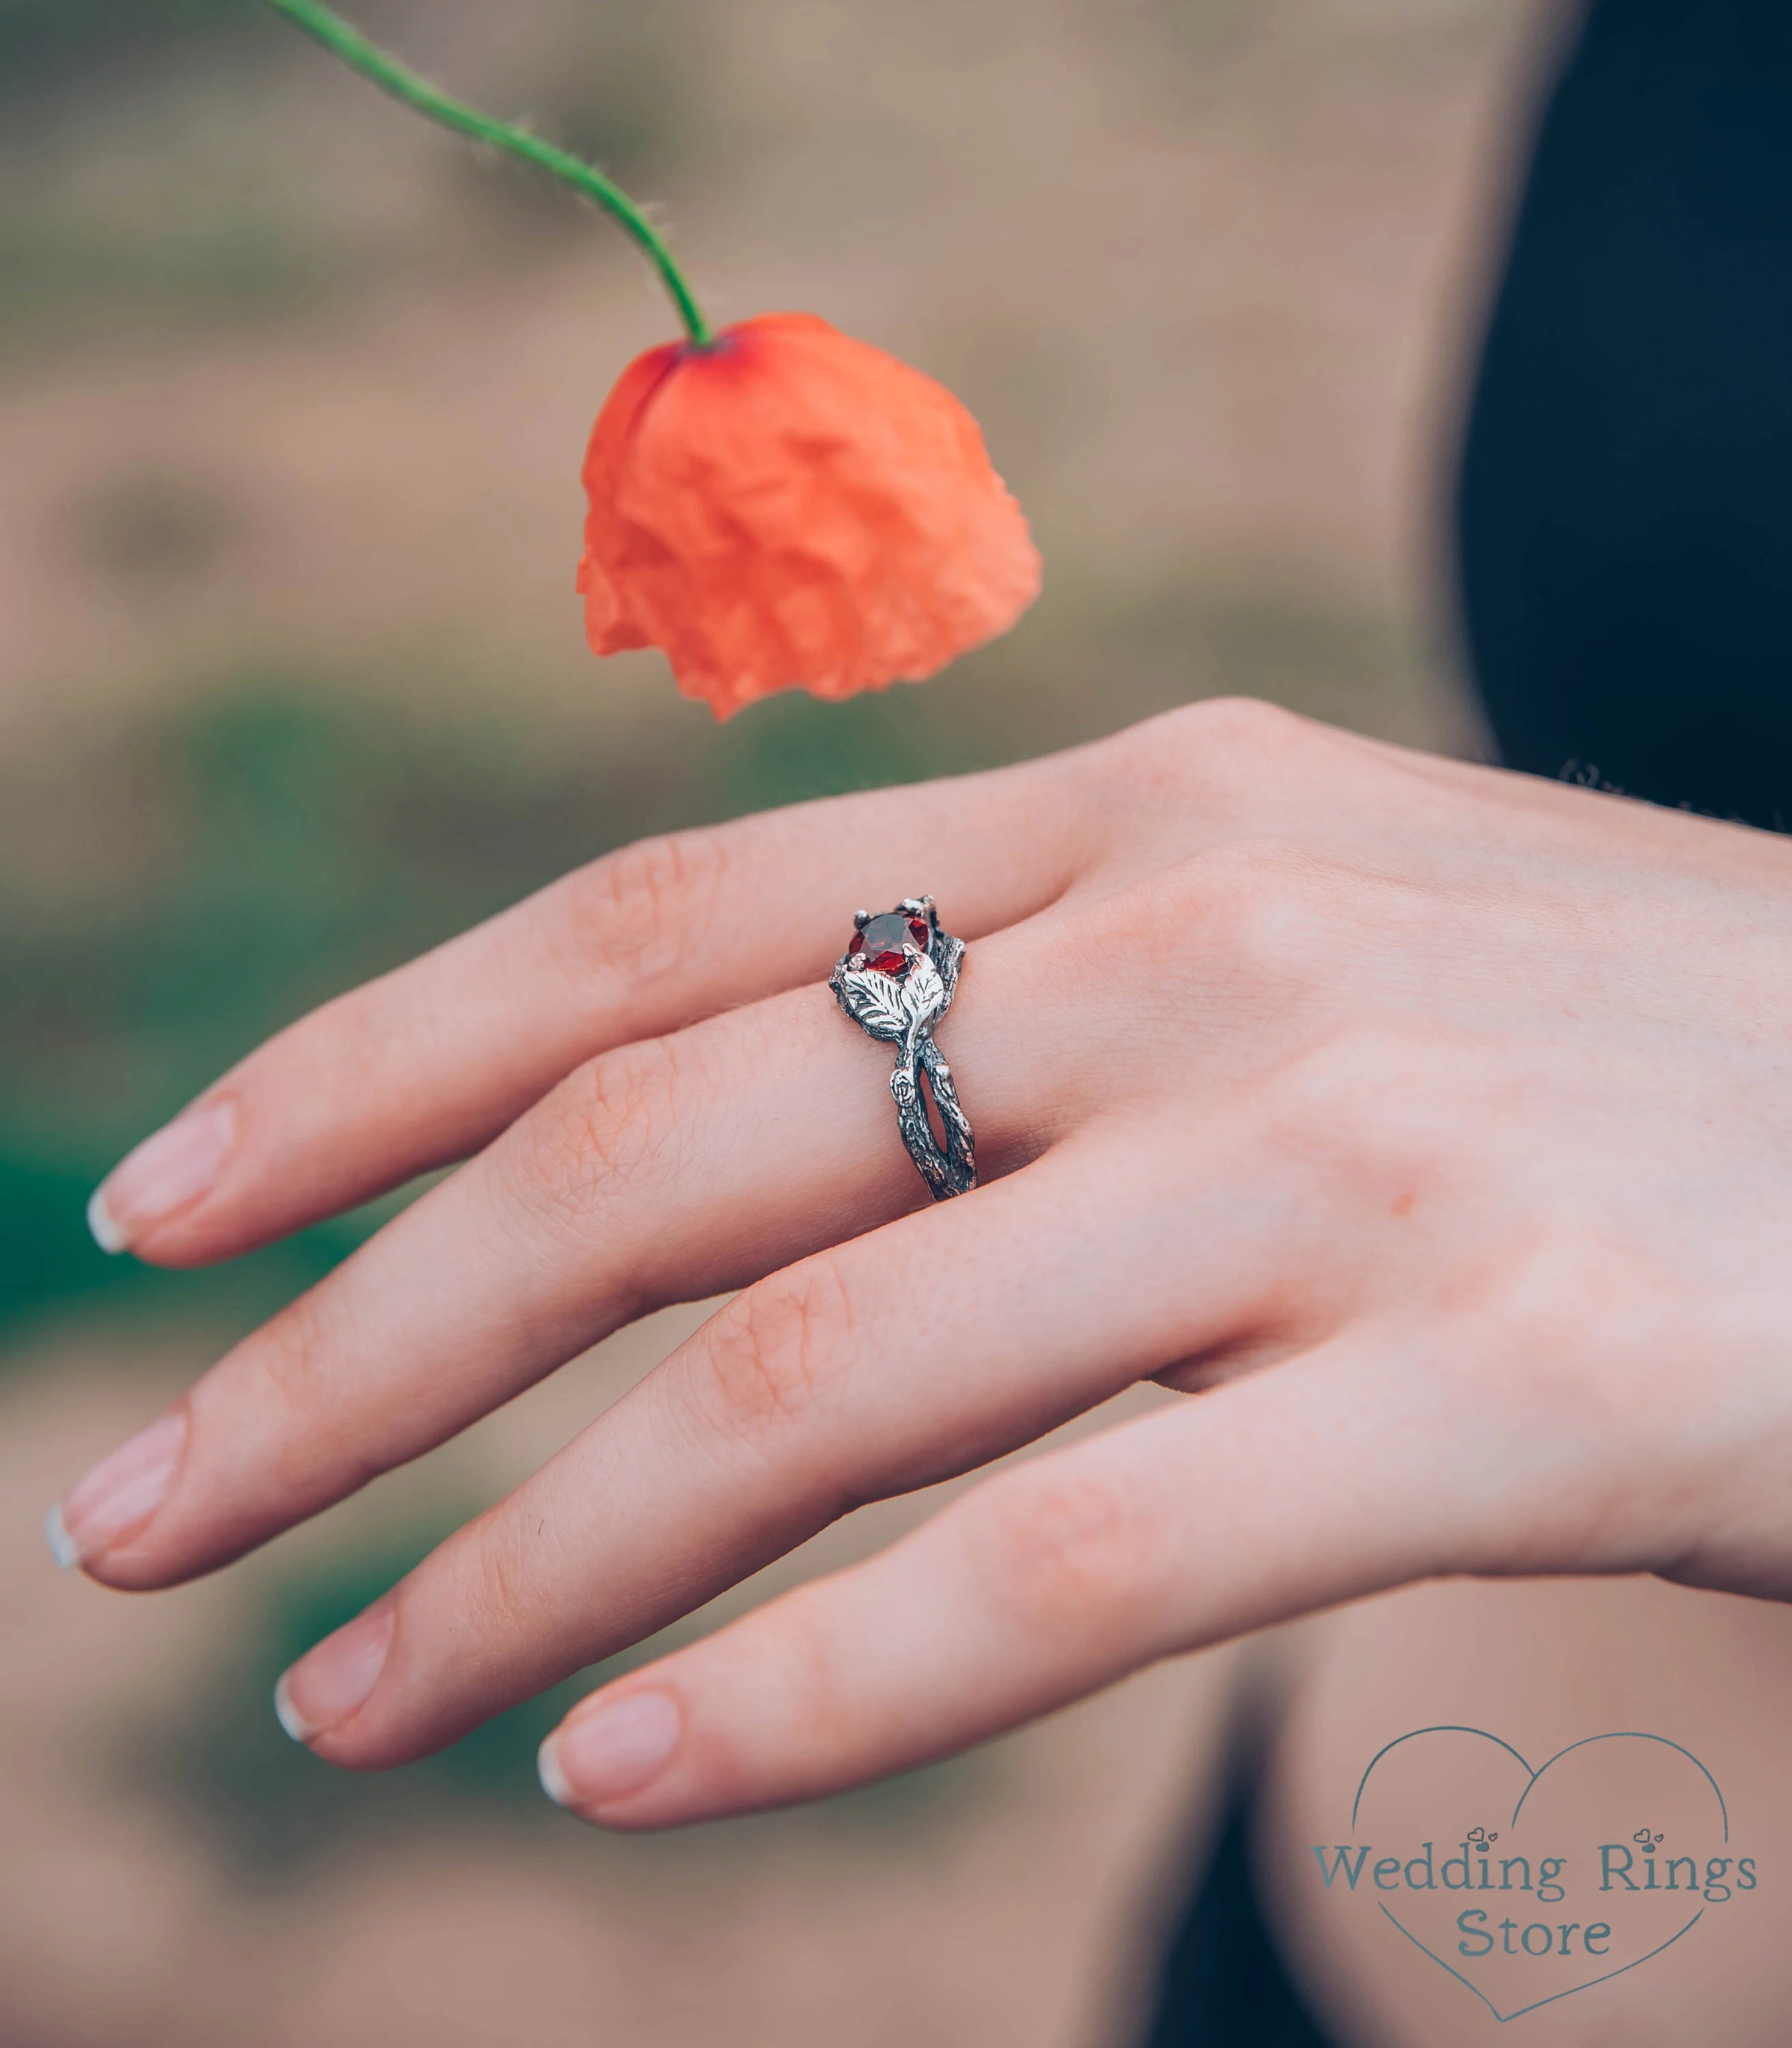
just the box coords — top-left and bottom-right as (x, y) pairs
(87, 1186), (128, 1256)
(273, 1673), (315, 1746)
(537, 1737), (575, 1808)
(43, 1503), (81, 1571)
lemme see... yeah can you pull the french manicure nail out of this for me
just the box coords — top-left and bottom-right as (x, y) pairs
(43, 1504), (79, 1571)
(49, 1408), (187, 1567)
(274, 1604), (395, 1744)
(537, 1733), (575, 1807)
(88, 1097), (237, 1255)
(539, 1690), (681, 1810)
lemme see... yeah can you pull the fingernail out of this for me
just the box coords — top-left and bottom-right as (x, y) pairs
(539, 1690), (681, 1810)
(43, 1504), (79, 1571)
(274, 1604), (395, 1744)
(89, 1097), (237, 1255)
(51, 1408), (186, 1567)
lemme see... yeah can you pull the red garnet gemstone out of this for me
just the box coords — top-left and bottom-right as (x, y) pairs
(849, 911), (930, 975)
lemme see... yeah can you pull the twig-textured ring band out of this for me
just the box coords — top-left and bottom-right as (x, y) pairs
(829, 896), (976, 1201)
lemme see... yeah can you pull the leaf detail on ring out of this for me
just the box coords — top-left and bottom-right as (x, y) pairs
(831, 954), (947, 1043)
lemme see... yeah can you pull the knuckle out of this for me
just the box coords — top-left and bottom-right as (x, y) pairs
(1094, 696), (1305, 795)
(696, 1256), (857, 1449)
(1180, 694), (1307, 748)
(1086, 699), (1334, 862)
(1436, 1237), (1692, 1569)
(1266, 1023), (1421, 1113)
(741, 1597), (842, 1739)
(966, 1464), (1163, 1643)
(253, 1288), (335, 1427)
(1253, 1025), (1459, 1178)
(246, 1287), (378, 1481)
(1154, 694), (1315, 778)
(1180, 838), (1341, 976)
(558, 826), (733, 990)
(1476, 1237), (1675, 1430)
(512, 1032), (687, 1229)
(460, 1510), (547, 1642)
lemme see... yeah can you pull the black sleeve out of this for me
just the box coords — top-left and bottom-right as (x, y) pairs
(1456, 0), (1792, 829)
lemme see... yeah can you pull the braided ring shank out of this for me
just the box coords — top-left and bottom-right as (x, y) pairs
(829, 896), (978, 1203)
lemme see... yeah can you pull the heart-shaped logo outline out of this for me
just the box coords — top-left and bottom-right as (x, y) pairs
(1350, 1726), (1729, 2023)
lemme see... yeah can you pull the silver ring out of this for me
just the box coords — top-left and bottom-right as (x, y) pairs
(829, 896), (976, 1201)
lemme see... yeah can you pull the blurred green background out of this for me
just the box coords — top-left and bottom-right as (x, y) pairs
(0, 0), (1498, 2038)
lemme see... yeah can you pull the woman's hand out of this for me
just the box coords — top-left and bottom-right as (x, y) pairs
(52, 699), (1792, 1827)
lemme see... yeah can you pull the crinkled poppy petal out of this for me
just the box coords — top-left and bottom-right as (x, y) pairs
(576, 313), (1040, 717)
(578, 337), (685, 655)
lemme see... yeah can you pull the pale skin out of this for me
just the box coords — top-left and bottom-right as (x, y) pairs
(51, 698), (1792, 1840)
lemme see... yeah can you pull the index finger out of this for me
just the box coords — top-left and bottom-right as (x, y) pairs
(92, 749), (1096, 1266)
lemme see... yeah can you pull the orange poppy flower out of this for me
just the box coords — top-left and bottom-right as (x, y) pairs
(577, 313), (1041, 719)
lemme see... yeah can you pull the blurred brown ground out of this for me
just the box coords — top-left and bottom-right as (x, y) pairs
(1, 1), (1553, 2040)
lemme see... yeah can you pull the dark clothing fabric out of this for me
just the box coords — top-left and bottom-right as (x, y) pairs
(1136, 1767), (1335, 2048)
(1142, 1), (1792, 2037)
(1460, 0), (1792, 827)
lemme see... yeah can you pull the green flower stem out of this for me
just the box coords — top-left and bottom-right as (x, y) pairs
(261, 0), (713, 346)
